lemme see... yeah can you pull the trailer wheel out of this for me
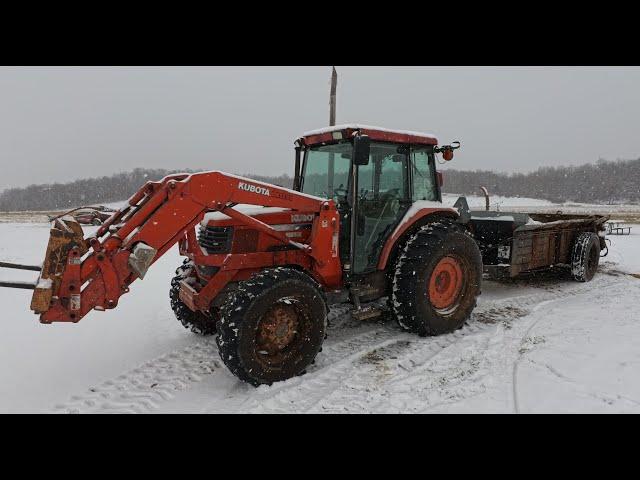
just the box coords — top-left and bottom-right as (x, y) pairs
(169, 260), (218, 335)
(392, 220), (482, 336)
(571, 232), (600, 282)
(216, 268), (327, 386)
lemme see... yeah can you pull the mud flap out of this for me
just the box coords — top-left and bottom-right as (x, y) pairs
(31, 217), (87, 314)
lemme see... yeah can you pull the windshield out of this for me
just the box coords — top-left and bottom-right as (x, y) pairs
(301, 142), (352, 200)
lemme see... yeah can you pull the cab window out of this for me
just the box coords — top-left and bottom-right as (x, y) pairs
(411, 147), (438, 201)
(301, 143), (352, 200)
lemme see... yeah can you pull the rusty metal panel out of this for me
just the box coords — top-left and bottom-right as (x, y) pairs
(530, 233), (551, 269)
(30, 217), (87, 314)
(558, 230), (574, 264)
(511, 230), (562, 275)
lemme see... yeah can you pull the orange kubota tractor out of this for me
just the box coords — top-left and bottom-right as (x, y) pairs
(9, 125), (482, 385)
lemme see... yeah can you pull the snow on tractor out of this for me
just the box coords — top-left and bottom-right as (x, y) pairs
(0, 125), (609, 386)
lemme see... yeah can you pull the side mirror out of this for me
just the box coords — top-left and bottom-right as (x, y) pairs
(435, 141), (461, 162)
(353, 135), (370, 166)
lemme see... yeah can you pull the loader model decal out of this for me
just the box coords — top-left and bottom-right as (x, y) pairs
(291, 214), (314, 223)
(238, 182), (270, 197)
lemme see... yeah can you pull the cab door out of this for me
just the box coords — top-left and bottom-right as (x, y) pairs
(300, 141), (354, 267)
(352, 142), (410, 273)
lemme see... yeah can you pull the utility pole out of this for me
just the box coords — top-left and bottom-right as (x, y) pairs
(329, 66), (337, 127)
(328, 66), (337, 194)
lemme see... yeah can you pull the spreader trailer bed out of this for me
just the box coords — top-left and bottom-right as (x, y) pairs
(455, 198), (609, 281)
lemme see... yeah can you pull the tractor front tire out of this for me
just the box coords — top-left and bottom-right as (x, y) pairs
(216, 268), (327, 386)
(169, 260), (218, 335)
(571, 232), (600, 282)
(392, 220), (482, 336)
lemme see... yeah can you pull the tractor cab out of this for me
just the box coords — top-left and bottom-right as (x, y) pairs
(295, 125), (450, 275)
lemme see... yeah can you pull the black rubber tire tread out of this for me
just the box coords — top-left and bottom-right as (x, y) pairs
(169, 259), (218, 335)
(391, 219), (482, 336)
(571, 232), (600, 282)
(215, 267), (327, 386)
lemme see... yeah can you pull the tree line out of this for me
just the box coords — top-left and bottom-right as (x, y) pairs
(441, 157), (640, 204)
(0, 157), (638, 211)
(0, 168), (294, 212)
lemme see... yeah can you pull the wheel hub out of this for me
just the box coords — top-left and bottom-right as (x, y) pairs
(429, 256), (464, 311)
(256, 302), (299, 355)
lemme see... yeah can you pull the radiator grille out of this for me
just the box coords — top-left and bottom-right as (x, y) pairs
(198, 226), (234, 254)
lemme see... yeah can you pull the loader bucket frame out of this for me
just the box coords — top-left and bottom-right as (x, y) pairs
(3, 170), (337, 324)
(31, 217), (88, 315)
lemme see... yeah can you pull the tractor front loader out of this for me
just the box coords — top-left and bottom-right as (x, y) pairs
(2, 125), (483, 386)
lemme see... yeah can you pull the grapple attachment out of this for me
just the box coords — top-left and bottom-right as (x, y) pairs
(30, 216), (88, 315)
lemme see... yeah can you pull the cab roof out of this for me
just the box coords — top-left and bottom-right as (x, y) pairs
(299, 124), (438, 147)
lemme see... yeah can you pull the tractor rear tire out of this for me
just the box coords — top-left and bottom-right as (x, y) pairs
(571, 232), (600, 282)
(169, 260), (218, 335)
(392, 220), (482, 336)
(216, 268), (327, 386)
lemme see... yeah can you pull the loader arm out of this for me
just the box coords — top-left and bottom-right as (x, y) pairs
(31, 171), (338, 324)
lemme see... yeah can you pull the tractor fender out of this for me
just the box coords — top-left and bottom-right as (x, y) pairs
(377, 207), (459, 271)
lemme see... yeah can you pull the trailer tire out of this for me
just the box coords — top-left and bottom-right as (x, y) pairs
(216, 268), (327, 386)
(392, 220), (482, 336)
(169, 260), (218, 335)
(571, 232), (600, 282)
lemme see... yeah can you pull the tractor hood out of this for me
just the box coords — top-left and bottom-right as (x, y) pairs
(201, 206), (315, 228)
(198, 205), (318, 256)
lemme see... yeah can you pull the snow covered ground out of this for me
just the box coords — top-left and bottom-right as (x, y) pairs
(1, 204), (639, 413)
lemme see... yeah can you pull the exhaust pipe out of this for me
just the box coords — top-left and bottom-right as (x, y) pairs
(479, 186), (490, 211)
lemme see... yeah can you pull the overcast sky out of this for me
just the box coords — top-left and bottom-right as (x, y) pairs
(1, 66), (639, 191)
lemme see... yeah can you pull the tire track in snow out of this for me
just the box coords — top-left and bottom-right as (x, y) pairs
(511, 298), (558, 414)
(50, 303), (362, 414)
(52, 340), (222, 414)
(53, 271), (625, 414)
(511, 276), (640, 413)
(244, 273), (625, 414)
(301, 323), (492, 414)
